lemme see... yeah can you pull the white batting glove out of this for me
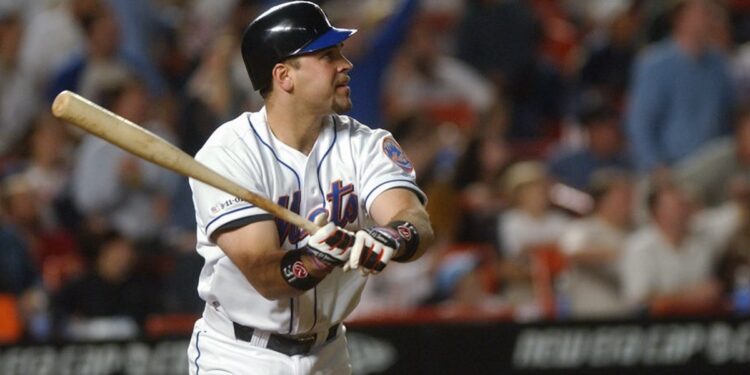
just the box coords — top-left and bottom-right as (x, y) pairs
(345, 227), (400, 275)
(306, 214), (355, 269)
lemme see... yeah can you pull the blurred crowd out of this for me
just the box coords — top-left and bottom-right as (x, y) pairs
(2, 0), (750, 343)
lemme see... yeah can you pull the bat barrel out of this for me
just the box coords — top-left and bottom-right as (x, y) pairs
(51, 90), (319, 235)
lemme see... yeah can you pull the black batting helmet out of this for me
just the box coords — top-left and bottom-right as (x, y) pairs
(241, 1), (356, 92)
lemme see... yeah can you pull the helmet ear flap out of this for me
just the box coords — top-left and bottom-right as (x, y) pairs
(240, 1), (356, 92)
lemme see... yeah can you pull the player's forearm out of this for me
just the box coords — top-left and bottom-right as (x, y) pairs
(234, 250), (332, 300)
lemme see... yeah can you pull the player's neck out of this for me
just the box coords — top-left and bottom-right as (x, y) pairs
(265, 103), (325, 155)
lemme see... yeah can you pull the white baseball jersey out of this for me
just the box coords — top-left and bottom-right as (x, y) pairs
(189, 107), (425, 335)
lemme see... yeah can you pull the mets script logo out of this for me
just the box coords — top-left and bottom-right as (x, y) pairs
(382, 137), (413, 173)
(275, 180), (358, 246)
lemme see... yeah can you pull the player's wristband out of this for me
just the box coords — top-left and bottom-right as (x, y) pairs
(388, 221), (420, 262)
(280, 250), (322, 291)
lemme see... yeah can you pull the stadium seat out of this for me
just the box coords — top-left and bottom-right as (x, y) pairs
(529, 244), (568, 319)
(0, 294), (23, 344)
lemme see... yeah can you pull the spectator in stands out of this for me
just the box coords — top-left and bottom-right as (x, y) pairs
(622, 181), (740, 314)
(160, 227), (204, 314)
(558, 169), (634, 318)
(46, 2), (162, 102)
(18, 0), (94, 91)
(0, 220), (38, 297)
(351, 247), (436, 318)
(453, 110), (512, 245)
(0, 174), (41, 295)
(578, 1), (643, 107)
(0, 224), (49, 341)
(0, 172), (80, 290)
(497, 161), (570, 303)
(0, 10), (39, 159)
(548, 102), (631, 191)
(105, 0), (168, 96)
(12, 114), (83, 293)
(182, 0), (254, 59)
(0, 174), (52, 340)
(226, 0), (266, 111)
(384, 16), (495, 127)
(430, 250), (496, 309)
(457, 0), (566, 140)
(161, 179), (202, 314)
(733, 44), (750, 104)
(20, 114), (73, 228)
(335, 0), (419, 129)
(71, 77), (179, 243)
(1, 175), (41, 249)
(456, 0), (537, 90)
(532, 0), (581, 78)
(716, 176), (750, 309)
(625, 0), (736, 174)
(185, 33), (240, 118)
(178, 1), (267, 156)
(499, 161), (570, 258)
(675, 107), (750, 207)
(54, 230), (152, 340)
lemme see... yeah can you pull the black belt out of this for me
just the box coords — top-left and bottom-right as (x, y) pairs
(233, 323), (340, 356)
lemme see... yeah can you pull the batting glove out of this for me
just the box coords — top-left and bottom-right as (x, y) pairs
(305, 214), (355, 269)
(346, 227), (401, 275)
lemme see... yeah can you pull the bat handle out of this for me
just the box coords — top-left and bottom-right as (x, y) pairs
(296, 217), (321, 236)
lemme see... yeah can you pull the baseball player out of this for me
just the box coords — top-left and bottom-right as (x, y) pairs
(186, 2), (434, 374)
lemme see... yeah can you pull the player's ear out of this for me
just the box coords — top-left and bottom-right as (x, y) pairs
(271, 63), (294, 93)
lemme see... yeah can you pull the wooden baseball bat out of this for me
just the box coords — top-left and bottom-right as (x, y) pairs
(51, 90), (319, 235)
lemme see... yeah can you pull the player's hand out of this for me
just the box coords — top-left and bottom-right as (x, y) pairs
(345, 226), (401, 275)
(305, 214), (355, 269)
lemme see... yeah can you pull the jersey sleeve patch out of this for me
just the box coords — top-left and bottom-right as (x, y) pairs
(209, 196), (244, 216)
(382, 137), (413, 173)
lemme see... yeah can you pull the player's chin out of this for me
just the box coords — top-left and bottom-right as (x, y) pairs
(332, 97), (352, 114)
